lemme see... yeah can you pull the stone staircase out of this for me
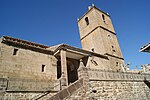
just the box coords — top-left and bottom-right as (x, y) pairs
(37, 78), (84, 100)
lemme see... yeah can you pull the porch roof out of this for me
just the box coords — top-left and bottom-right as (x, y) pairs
(49, 44), (108, 60)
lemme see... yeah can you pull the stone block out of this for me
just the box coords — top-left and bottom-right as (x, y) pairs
(58, 89), (69, 99)
(67, 84), (77, 94)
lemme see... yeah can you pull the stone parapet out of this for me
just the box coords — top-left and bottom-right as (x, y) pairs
(87, 68), (150, 81)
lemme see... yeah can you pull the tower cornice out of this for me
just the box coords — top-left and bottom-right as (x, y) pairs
(80, 25), (116, 41)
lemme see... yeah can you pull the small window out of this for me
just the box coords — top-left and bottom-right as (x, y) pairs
(112, 46), (116, 52)
(116, 62), (119, 66)
(41, 65), (45, 72)
(102, 14), (105, 23)
(91, 48), (94, 52)
(13, 48), (18, 55)
(85, 17), (89, 25)
(91, 59), (98, 66)
(113, 49), (116, 52)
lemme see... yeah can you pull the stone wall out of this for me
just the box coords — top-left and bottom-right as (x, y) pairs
(86, 68), (150, 100)
(86, 81), (150, 100)
(0, 92), (42, 100)
(68, 81), (150, 100)
(0, 78), (7, 92)
(0, 42), (57, 79)
(85, 56), (110, 70)
(67, 67), (150, 100)
(0, 42), (58, 91)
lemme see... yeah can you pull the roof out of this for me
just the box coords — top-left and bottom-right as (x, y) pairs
(140, 43), (150, 53)
(1, 36), (53, 55)
(78, 5), (109, 22)
(47, 43), (64, 51)
(2, 36), (49, 48)
(1, 36), (108, 59)
(49, 44), (108, 60)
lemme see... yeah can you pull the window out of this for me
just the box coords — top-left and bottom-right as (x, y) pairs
(91, 56), (98, 66)
(116, 62), (119, 66)
(113, 49), (116, 52)
(91, 60), (98, 66)
(13, 48), (18, 55)
(85, 17), (89, 25)
(41, 65), (45, 72)
(57, 61), (61, 79)
(91, 48), (94, 52)
(108, 34), (112, 39)
(112, 46), (116, 52)
(102, 14), (105, 23)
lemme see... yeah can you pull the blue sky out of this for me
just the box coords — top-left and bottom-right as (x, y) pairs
(0, 0), (150, 69)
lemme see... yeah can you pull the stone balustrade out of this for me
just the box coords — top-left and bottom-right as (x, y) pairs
(87, 68), (150, 81)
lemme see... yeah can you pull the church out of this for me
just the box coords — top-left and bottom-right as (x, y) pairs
(0, 5), (150, 100)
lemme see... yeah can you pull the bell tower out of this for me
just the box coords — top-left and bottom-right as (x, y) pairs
(78, 5), (124, 71)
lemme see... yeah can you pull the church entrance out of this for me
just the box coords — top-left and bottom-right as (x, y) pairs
(67, 60), (79, 85)
(56, 59), (79, 85)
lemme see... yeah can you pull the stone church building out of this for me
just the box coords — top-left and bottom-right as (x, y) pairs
(0, 5), (150, 100)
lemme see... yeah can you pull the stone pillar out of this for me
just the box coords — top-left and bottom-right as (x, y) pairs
(78, 59), (85, 79)
(60, 49), (68, 89)
(78, 59), (89, 99)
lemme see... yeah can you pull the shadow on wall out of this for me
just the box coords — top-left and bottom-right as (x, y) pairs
(144, 78), (150, 89)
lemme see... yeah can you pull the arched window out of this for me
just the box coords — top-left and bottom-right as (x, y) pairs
(102, 14), (105, 23)
(85, 17), (89, 25)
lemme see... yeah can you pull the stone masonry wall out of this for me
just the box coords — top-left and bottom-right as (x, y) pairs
(0, 42), (58, 91)
(67, 66), (150, 100)
(78, 7), (124, 72)
(0, 92), (42, 100)
(86, 81), (150, 100)
(67, 79), (150, 100)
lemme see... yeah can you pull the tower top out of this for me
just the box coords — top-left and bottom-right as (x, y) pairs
(78, 4), (109, 22)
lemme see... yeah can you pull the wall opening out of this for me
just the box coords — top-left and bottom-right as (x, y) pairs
(116, 62), (119, 66)
(57, 61), (61, 79)
(112, 46), (116, 52)
(13, 48), (18, 55)
(41, 64), (45, 72)
(91, 48), (94, 52)
(102, 14), (105, 23)
(85, 17), (89, 25)
(67, 60), (79, 85)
